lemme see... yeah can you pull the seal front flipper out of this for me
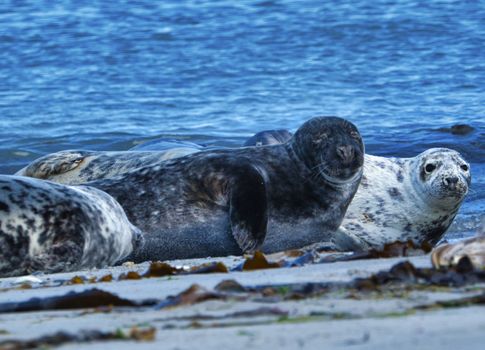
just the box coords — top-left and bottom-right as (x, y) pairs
(229, 166), (268, 253)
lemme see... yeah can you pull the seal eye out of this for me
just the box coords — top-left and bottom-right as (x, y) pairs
(425, 163), (436, 173)
(350, 131), (360, 139)
(460, 164), (469, 171)
(313, 133), (329, 145)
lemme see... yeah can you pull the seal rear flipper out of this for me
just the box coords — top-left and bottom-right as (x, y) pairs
(229, 167), (268, 253)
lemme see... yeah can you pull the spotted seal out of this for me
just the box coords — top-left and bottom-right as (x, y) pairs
(337, 148), (471, 250)
(0, 175), (142, 277)
(82, 117), (364, 261)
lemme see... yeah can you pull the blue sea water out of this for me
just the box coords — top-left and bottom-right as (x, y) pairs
(0, 0), (483, 240)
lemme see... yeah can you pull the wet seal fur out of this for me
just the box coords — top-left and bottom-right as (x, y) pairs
(85, 117), (364, 261)
(0, 176), (142, 277)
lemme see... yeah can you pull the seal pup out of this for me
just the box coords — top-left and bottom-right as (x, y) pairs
(85, 117), (364, 261)
(0, 175), (142, 277)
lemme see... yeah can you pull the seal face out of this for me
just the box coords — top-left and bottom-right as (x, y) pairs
(86, 117), (364, 261)
(338, 148), (471, 250)
(0, 176), (142, 277)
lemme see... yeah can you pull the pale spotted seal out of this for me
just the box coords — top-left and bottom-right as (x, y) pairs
(15, 149), (198, 185)
(0, 176), (142, 277)
(83, 117), (364, 261)
(336, 148), (471, 250)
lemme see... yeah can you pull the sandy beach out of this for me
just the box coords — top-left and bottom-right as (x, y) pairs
(1, 252), (484, 350)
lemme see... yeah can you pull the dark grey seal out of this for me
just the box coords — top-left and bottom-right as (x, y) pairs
(85, 117), (364, 261)
(0, 176), (142, 277)
(242, 129), (293, 147)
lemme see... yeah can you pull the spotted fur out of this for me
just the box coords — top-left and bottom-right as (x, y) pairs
(338, 148), (471, 250)
(0, 176), (142, 277)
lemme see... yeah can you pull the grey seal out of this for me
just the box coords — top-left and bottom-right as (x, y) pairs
(16, 129), (470, 253)
(129, 135), (472, 250)
(338, 148), (470, 250)
(85, 117), (364, 261)
(15, 149), (198, 185)
(242, 129), (293, 147)
(0, 175), (142, 277)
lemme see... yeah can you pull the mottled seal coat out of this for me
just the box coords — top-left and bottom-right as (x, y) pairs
(15, 149), (198, 185)
(85, 117), (364, 261)
(14, 131), (292, 186)
(0, 176), (142, 277)
(337, 148), (471, 250)
(16, 127), (471, 253)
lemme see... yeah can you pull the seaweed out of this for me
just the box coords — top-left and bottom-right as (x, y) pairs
(0, 288), (157, 314)
(0, 327), (156, 349)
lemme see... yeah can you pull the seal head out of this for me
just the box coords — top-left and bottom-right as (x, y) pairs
(413, 148), (471, 208)
(290, 117), (364, 185)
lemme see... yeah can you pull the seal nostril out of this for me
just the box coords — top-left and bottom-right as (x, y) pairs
(337, 145), (354, 162)
(444, 176), (459, 188)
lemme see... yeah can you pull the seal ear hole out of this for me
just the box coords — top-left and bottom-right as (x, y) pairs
(460, 164), (469, 172)
(425, 163), (436, 173)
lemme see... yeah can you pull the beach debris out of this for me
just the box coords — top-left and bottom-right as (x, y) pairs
(157, 284), (227, 309)
(98, 274), (113, 282)
(68, 276), (84, 284)
(12, 276), (43, 285)
(0, 327), (156, 349)
(233, 251), (282, 271)
(0, 288), (157, 314)
(119, 271), (142, 280)
(190, 261), (229, 274)
(431, 235), (485, 270)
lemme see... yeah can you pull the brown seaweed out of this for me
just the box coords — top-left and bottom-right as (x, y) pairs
(0, 327), (156, 350)
(0, 289), (157, 314)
